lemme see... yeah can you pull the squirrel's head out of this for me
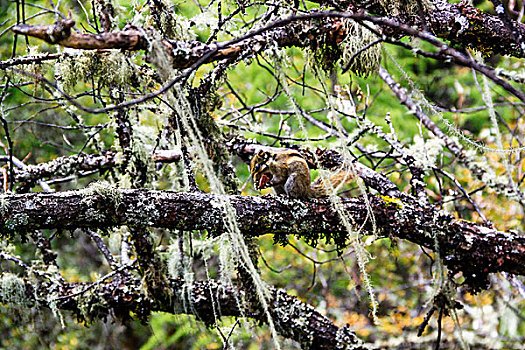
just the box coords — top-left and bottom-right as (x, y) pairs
(250, 150), (274, 190)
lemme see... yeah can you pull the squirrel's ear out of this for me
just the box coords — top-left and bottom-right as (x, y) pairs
(255, 150), (270, 161)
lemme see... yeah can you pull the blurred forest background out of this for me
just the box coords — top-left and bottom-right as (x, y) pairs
(1, 0), (525, 349)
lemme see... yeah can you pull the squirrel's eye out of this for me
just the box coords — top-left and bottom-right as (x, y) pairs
(255, 164), (260, 169)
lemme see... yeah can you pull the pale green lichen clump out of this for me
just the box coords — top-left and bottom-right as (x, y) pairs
(56, 51), (133, 92)
(0, 273), (28, 305)
(406, 135), (445, 172)
(192, 11), (219, 32)
(379, 0), (430, 15)
(83, 181), (122, 209)
(339, 20), (382, 77)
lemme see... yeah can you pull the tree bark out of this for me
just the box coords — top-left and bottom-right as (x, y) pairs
(12, 1), (525, 66)
(2, 189), (524, 288)
(6, 275), (366, 349)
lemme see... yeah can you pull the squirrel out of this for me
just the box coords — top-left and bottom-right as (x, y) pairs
(250, 149), (355, 199)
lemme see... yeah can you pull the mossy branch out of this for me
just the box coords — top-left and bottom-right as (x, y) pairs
(1, 189), (524, 288)
(0, 275), (366, 350)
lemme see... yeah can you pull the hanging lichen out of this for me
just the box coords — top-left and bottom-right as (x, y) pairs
(145, 0), (196, 41)
(55, 51), (134, 92)
(339, 20), (382, 78)
(144, 27), (282, 348)
(272, 51), (380, 322)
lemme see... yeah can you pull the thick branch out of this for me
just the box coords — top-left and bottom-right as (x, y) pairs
(12, 11), (525, 105)
(2, 189), (524, 286)
(7, 276), (366, 349)
(328, 0), (525, 58)
(10, 20), (147, 50)
(11, 17), (346, 68)
(2, 149), (181, 187)
(387, 1), (525, 58)
(12, 2), (525, 62)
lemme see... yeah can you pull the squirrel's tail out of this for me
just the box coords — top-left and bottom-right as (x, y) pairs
(310, 170), (356, 198)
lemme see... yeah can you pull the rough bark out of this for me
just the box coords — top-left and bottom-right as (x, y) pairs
(387, 1), (525, 58)
(5, 276), (366, 350)
(11, 16), (348, 68)
(12, 10), (525, 104)
(11, 1), (525, 68)
(325, 0), (525, 58)
(2, 189), (524, 288)
(10, 20), (147, 50)
(3, 149), (181, 188)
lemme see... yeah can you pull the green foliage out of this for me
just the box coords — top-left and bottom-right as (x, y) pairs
(141, 313), (218, 350)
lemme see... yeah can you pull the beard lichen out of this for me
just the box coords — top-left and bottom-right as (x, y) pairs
(55, 50), (134, 93)
(273, 52), (380, 322)
(145, 0), (196, 41)
(307, 35), (342, 73)
(306, 18), (382, 77)
(145, 28), (282, 348)
(339, 20), (382, 78)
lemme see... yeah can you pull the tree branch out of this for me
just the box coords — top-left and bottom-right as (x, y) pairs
(6, 276), (367, 349)
(12, 2), (525, 61)
(0, 149), (181, 188)
(2, 189), (524, 288)
(10, 20), (147, 50)
(377, 65), (525, 205)
(324, 0), (525, 57)
(385, 1), (525, 58)
(11, 10), (525, 110)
